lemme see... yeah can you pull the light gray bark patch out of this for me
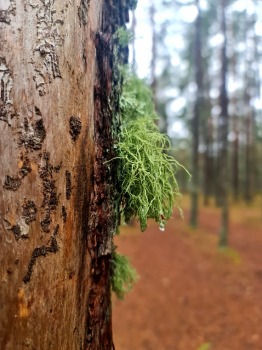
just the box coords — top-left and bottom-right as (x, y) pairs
(78, 0), (90, 26)
(0, 57), (15, 125)
(0, 0), (16, 24)
(9, 219), (30, 240)
(33, 0), (64, 87)
(20, 117), (46, 150)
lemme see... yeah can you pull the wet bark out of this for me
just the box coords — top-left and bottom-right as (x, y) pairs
(0, 0), (128, 349)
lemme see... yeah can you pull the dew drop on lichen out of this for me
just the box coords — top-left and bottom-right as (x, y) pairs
(159, 223), (165, 232)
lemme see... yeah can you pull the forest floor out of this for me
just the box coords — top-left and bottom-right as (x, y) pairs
(112, 195), (262, 350)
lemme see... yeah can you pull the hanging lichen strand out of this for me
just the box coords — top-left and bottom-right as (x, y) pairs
(115, 73), (189, 232)
(110, 252), (138, 299)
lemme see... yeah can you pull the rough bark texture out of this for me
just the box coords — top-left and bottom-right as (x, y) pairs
(0, 0), (128, 349)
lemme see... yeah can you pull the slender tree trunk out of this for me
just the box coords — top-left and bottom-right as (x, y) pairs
(149, 0), (157, 107)
(218, 0), (229, 247)
(232, 114), (240, 201)
(190, 0), (203, 228)
(131, 9), (137, 71)
(227, 17), (240, 202)
(243, 5), (258, 203)
(0, 1), (128, 349)
(203, 108), (214, 206)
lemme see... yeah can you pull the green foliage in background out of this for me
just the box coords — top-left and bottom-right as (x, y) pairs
(110, 252), (138, 299)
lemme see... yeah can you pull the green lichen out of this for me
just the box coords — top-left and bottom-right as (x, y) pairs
(114, 71), (189, 231)
(114, 27), (134, 47)
(117, 118), (184, 231)
(110, 252), (138, 299)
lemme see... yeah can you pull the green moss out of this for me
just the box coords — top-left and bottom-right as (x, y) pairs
(110, 252), (138, 299)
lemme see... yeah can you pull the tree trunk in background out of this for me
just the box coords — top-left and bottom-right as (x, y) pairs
(190, 0), (203, 228)
(131, 9), (137, 71)
(232, 113), (240, 201)
(149, 0), (157, 108)
(203, 102), (214, 206)
(218, 0), (229, 247)
(231, 46), (239, 202)
(0, 1), (127, 349)
(243, 6), (258, 203)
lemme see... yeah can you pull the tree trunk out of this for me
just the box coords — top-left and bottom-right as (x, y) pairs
(232, 113), (240, 201)
(203, 104), (214, 206)
(0, 1), (128, 349)
(190, 0), (203, 228)
(149, 0), (157, 108)
(131, 9), (137, 71)
(218, 0), (229, 247)
(243, 5), (258, 203)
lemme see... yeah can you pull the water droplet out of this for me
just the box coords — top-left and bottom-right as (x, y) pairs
(159, 223), (165, 232)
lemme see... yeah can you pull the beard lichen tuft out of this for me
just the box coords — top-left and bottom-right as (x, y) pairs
(114, 70), (190, 232)
(109, 69), (189, 298)
(110, 252), (138, 300)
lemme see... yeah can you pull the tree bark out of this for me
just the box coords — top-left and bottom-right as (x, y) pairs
(0, 1), (127, 349)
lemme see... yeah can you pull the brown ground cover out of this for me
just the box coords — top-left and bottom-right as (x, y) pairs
(113, 196), (262, 350)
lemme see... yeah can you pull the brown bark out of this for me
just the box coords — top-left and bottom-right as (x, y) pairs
(0, 1), (128, 349)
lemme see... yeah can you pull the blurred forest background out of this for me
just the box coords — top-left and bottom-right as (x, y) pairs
(113, 0), (262, 349)
(132, 0), (262, 243)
